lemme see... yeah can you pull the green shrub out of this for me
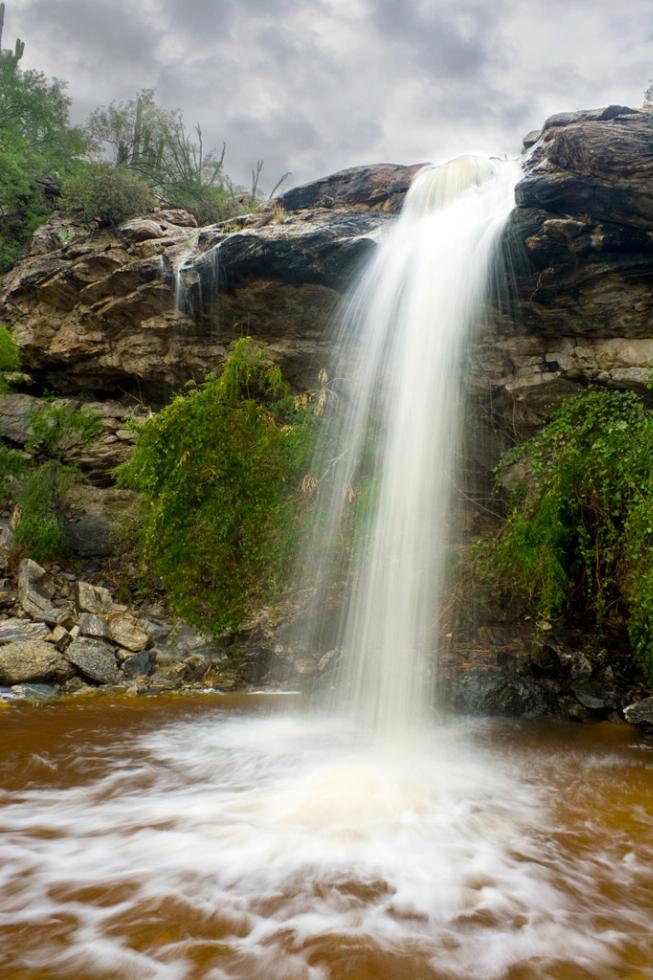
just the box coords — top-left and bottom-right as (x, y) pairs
(0, 443), (27, 500)
(60, 163), (154, 227)
(12, 460), (77, 562)
(27, 401), (103, 457)
(117, 338), (316, 633)
(476, 388), (653, 680)
(0, 325), (21, 392)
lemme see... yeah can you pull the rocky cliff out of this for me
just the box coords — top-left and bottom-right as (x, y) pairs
(2, 106), (651, 425)
(1, 106), (653, 722)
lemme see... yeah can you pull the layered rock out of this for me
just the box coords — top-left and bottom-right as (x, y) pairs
(0, 168), (417, 398)
(483, 105), (653, 437)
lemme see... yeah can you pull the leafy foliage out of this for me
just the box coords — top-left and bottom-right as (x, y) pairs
(477, 388), (653, 680)
(12, 460), (77, 562)
(27, 399), (103, 457)
(0, 323), (21, 391)
(60, 163), (154, 227)
(0, 30), (85, 272)
(0, 327), (101, 560)
(117, 338), (316, 633)
(85, 89), (258, 224)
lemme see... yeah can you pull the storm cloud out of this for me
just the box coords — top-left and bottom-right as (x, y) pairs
(5, 0), (653, 192)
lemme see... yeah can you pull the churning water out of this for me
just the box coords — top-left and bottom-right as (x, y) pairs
(301, 155), (520, 731)
(0, 697), (652, 978)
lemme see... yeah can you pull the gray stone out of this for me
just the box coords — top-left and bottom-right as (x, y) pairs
(18, 559), (72, 625)
(11, 682), (59, 699)
(75, 580), (113, 614)
(121, 649), (155, 678)
(78, 612), (111, 640)
(0, 617), (51, 644)
(624, 697), (653, 733)
(107, 612), (150, 652)
(155, 624), (216, 664)
(0, 640), (73, 684)
(65, 637), (119, 685)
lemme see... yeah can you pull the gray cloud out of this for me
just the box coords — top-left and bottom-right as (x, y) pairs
(5, 0), (653, 193)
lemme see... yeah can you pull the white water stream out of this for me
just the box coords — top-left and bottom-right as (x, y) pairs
(303, 155), (519, 731)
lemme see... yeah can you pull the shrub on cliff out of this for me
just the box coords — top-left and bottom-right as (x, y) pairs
(60, 163), (154, 227)
(0, 333), (103, 561)
(0, 13), (85, 273)
(475, 388), (653, 681)
(117, 339), (316, 633)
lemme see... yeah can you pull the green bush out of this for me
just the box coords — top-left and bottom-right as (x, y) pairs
(117, 338), (316, 633)
(12, 460), (77, 562)
(476, 388), (653, 680)
(60, 163), (154, 227)
(0, 325), (21, 392)
(27, 400), (103, 457)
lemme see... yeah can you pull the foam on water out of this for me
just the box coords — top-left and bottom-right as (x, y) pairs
(1, 710), (651, 978)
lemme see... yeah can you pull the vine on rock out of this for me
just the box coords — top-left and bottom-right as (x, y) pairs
(476, 388), (653, 681)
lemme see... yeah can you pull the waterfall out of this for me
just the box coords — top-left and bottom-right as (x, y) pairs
(302, 154), (520, 732)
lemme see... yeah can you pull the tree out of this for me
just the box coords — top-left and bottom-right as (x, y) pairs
(0, 3), (85, 272)
(86, 89), (243, 223)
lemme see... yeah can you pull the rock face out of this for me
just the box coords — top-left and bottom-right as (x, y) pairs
(0, 168), (417, 398)
(2, 114), (652, 419)
(482, 106), (653, 439)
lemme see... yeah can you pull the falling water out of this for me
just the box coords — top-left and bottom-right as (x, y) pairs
(303, 155), (520, 732)
(171, 229), (202, 314)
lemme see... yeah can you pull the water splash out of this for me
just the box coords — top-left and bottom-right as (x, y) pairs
(301, 155), (520, 732)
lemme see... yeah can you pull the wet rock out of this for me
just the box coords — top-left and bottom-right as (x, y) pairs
(0, 640), (73, 684)
(65, 637), (119, 685)
(11, 682), (59, 700)
(0, 618), (51, 644)
(448, 665), (552, 717)
(155, 625), (215, 664)
(624, 697), (653, 732)
(121, 649), (155, 678)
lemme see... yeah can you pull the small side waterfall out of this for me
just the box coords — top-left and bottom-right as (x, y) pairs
(303, 155), (520, 732)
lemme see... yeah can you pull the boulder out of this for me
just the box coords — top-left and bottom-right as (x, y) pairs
(107, 612), (150, 652)
(18, 559), (72, 625)
(0, 640), (73, 684)
(78, 612), (111, 641)
(624, 697), (653, 733)
(75, 580), (113, 614)
(65, 637), (119, 685)
(121, 649), (155, 678)
(0, 618), (51, 644)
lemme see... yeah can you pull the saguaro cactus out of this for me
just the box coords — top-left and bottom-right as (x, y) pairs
(0, 3), (25, 63)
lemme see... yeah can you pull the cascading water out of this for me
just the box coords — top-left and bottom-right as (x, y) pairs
(303, 155), (520, 732)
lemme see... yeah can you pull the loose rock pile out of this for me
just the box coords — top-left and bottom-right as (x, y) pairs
(0, 556), (228, 701)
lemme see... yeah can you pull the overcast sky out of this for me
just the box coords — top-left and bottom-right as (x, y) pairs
(5, 0), (652, 194)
